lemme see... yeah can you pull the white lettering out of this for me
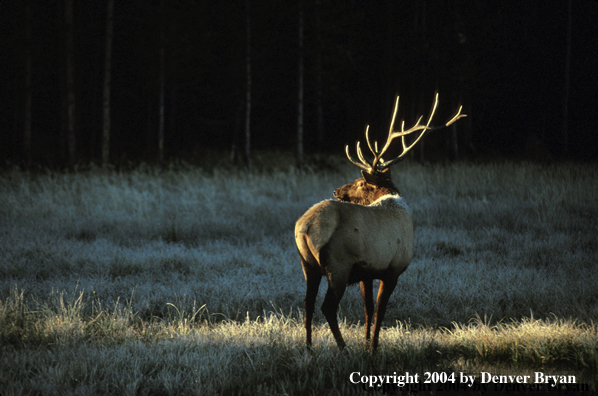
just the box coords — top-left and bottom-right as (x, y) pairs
(535, 372), (544, 384)
(567, 375), (576, 384)
(459, 372), (476, 387)
(535, 372), (566, 387)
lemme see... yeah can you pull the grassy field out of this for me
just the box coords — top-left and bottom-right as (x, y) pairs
(1, 154), (597, 395)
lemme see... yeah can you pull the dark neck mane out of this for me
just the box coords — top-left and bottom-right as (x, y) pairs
(372, 186), (400, 201)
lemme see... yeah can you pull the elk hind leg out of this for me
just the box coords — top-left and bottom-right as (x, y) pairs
(371, 278), (398, 351)
(360, 280), (374, 345)
(302, 260), (322, 348)
(321, 278), (347, 350)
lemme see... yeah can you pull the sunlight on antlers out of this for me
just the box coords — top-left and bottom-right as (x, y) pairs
(345, 93), (467, 173)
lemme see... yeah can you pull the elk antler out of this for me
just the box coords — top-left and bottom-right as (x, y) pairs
(345, 93), (467, 173)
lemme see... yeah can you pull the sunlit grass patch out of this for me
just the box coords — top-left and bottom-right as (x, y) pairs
(1, 297), (596, 394)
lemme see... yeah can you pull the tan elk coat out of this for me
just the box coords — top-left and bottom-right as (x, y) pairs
(295, 195), (413, 292)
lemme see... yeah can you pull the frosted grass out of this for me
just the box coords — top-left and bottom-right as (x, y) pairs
(1, 158), (597, 394)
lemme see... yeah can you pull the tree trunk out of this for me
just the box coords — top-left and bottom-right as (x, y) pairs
(101, 0), (115, 167)
(231, 99), (244, 164)
(415, 101), (425, 164)
(449, 94), (459, 161)
(65, 0), (76, 170)
(158, 0), (166, 169)
(562, 0), (572, 158)
(170, 85), (177, 145)
(385, 0), (394, 118)
(244, 0), (252, 169)
(24, 0), (32, 165)
(450, 122), (459, 161)
(315, 0), (324, 151)
(146, 95), (153, 163)
(60, 76), (67, 164)
(417, 0), (427, 164)
(296, 0), (304, 169)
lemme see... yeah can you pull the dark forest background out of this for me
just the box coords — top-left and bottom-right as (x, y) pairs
(1, 0), (597, 168)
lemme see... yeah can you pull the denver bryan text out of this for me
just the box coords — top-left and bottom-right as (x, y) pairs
(480, 372), (576, 387)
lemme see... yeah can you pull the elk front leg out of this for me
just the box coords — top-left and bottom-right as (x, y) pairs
(360, 280), (374, 344)
(371, 278), (398, 351)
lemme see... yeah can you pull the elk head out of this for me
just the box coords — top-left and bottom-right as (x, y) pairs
(333, 169), (399, 205)
(335, 93), (466, 205)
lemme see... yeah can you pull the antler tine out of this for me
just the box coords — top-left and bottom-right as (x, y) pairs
(364, 125), (377, 157)
(445, 105), (467, 126)
(378, 94), (467, 170)
(373, 96), (431, 171)
(356, 140), (370, 168)
(392, 93), (438, 139)
(346, 125), (382, 174)
(376, 95), (439, 170)
(370, 96), (401, 171)
(345, 93), (466, 173)
(345, 143), (370, 172)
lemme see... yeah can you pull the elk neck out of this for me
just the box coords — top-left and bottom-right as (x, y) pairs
(371, 185), (401, 201)
(370, 193), (412, 215)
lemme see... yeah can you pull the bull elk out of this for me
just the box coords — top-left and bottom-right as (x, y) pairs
(295, 94), (466, 350)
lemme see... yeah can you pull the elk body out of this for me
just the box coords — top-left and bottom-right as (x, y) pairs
(295, 172), (413, 350)
(295, 94), (465, 350)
